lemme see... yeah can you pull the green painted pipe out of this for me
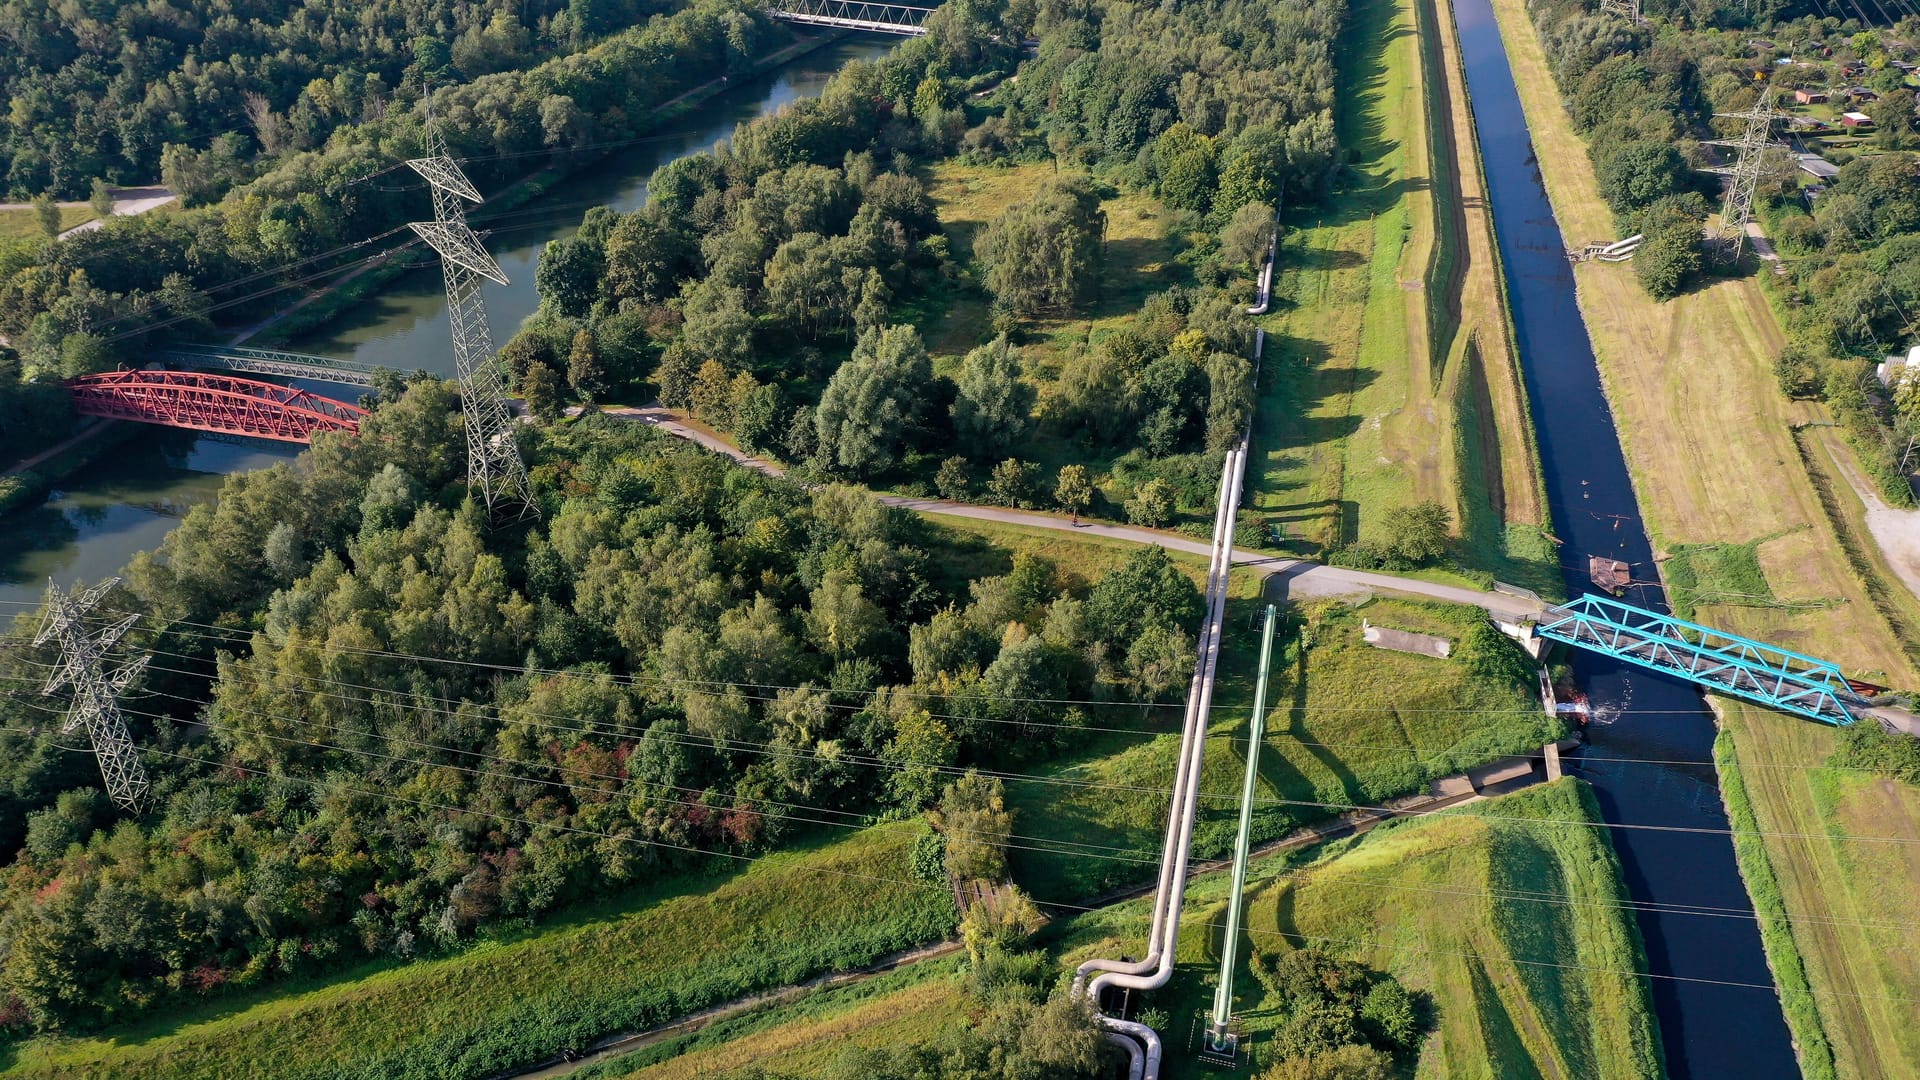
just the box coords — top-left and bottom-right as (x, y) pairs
(1209, 603), (1277, 1048)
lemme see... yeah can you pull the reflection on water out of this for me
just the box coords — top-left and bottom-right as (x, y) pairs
(294, 37), (896, 374)
(0, 431), (295, 611)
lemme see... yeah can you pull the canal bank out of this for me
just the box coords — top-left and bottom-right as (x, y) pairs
(1446, 0), (1800, 1074)
(0, 35), (896, 612)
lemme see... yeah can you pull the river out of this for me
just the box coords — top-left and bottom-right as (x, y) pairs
(1448, 0), (1801, 1074)
(0, 35), (893, 615)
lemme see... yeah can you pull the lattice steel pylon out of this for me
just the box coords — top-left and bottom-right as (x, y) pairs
(1716, 92), (1783, 259)
(1598, 0), (1641, 23)
(407, 115), (535, 519)
(33, 579), (150, 811)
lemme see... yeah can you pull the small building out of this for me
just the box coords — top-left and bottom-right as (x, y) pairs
(1841, 61), (1868, 78)
(1845, 86), (1880, 103)
(1876, 344), (1920, 388)
(1795, 89), (1830, 104)
(1797, 153), (1840, 180)
(1803, 183), (1827, 208)
(1842, 111), (1876, 130)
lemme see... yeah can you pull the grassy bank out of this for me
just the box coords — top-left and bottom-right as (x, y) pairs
(1059, 778), (1657, 1078)
(0, 205), (93, 239)
(1486, 0), (1920, 1070)
(1248, 0), (1552, 591)
(1007, 592), (1562, 903)
(0, 422), (143, 519)
(0, 828), (956, 1080)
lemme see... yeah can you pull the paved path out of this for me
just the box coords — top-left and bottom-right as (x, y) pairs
(0, 185), (178, 239)
(0, 418), (110, 479)
(599, 405), (1546, 622)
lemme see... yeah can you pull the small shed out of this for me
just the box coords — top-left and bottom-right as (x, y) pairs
(1845, 86), (1880, 103)
(1794, 89), (1829, 104)
(1797, 153), (1840, 180)
(1841, 111), (1875, 130)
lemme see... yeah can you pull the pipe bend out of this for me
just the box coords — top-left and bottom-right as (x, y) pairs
(1102, 1017), (1162, 1080)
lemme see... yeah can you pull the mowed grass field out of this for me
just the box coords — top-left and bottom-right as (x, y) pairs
(0, 205), (93, 239)
(0, 828), (956, 1080)
(1487, 0), (1920, 1071)
(1057, 778), (1659, 1079)
(1007, 593), (1562, 903)
(1252, 0), (1551, 590)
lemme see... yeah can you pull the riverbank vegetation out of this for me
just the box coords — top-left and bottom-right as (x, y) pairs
(1492, 0), (1920, 1072)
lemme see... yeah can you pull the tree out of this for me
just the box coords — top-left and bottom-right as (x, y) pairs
(522, 361), (565, 422)
(1206, 351), (1254, 452)
(1220, 201), (1275, 270)
(1054, 464), (1093, 523)
(690, 359), (734, 426)
(536, 237), (602, 318)
(1380, 501), (1450, 566)
(1216, 125), (1287, 213)
(987, 458), (1037, 507)
(567, 329), (606, 403)
(936, 455), (972, 501)
(1872, 89), (1919, 150)
(32, 194), (59, 239)
(1633, 221), (1702, 300)
(931, 771), (1012, 881)
(975, 175), (1106, 315)
(88, 180), (113, 220)
(1126, 478), (1177, 528)
(814, 324), (933, 476)
(951, 335), (1034, 458)
(731, 378), (784, 454)
(1596, 141), (1687, 215)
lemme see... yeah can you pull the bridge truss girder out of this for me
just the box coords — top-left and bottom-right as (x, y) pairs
(160, 345), (381, 387)
(766, 0), (934, 35)
(65, 370), (366, 444)
(1536, 594), (1860, 725)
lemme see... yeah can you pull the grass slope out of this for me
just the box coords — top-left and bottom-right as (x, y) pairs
(0, 206), (93, 239)
(1, 829), (956, 1080)
(1008, 594), (1563, 903)
(1052, 778), (1660, 1079)
(1250, 0), (1551, 590)
(1486, 0), (1920, 1070)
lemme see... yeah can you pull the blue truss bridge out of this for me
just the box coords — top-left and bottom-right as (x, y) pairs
(1537, 594), (1869, 726)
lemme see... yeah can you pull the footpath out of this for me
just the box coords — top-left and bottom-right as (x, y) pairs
(593, 404), (1547, 624)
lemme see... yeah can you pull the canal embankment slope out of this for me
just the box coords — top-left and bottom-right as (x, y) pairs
(1483, 0), (1920, 1072)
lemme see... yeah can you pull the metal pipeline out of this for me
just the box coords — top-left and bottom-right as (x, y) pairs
(1072, 449), (1238, 996)
(1079, 441), (1249, 1080)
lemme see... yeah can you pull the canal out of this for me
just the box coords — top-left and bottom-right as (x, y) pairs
(0, 35), (893, 614)
(1448, 0), (1801, 1074)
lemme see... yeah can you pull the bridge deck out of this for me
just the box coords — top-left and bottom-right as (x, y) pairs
(1535, 594), (1860, 725)
(766, 0), (933, 34)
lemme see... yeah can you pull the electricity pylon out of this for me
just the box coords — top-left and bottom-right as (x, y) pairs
(34, 579), (150, 811)
(406, 113), (535, 519)
(1599, 0), (1641, 23)
(1716, 93), (1783, 259)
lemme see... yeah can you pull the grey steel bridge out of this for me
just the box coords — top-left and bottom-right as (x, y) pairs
(156, 344), (382, 387)
(765, 0), (934, 35)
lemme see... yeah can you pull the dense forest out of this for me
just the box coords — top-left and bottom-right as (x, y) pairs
(514, 0), (1343, 511)
(0, 0), (780, 387)
(0, 377), (1207, 1030)
(0, 0), (685, 198)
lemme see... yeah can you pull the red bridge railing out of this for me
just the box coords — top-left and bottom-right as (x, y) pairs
(64, 370), (366, 444)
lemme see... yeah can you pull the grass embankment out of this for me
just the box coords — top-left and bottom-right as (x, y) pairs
(677, 780), (1658, 1079)
(1250, 0), (1551, 591)
(0, 206), (93, 238)
(1008, 593), (1562, 903)
(0, 828), (956, 1080)
(1487, 0), (1920, 1070)
(1081, 779), (1659, 1079)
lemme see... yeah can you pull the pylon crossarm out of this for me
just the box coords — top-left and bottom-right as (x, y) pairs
(408, 222), (509, 284)
(405, 156), (482, 202)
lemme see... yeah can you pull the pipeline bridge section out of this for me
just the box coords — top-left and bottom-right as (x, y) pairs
(765, 0), (934, 34)
(157, 344), (383, 387)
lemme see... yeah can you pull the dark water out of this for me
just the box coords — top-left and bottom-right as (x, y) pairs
(0, 36), (894, 614)
(1447, 0), (1801, 1074)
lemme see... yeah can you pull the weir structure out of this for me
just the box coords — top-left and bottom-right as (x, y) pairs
(1535, 594), (1864, 725)
(34, 579), (150, 811)
(406, 113), (535, 519)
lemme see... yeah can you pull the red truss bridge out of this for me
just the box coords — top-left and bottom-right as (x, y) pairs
(64, 370), (366, 444)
